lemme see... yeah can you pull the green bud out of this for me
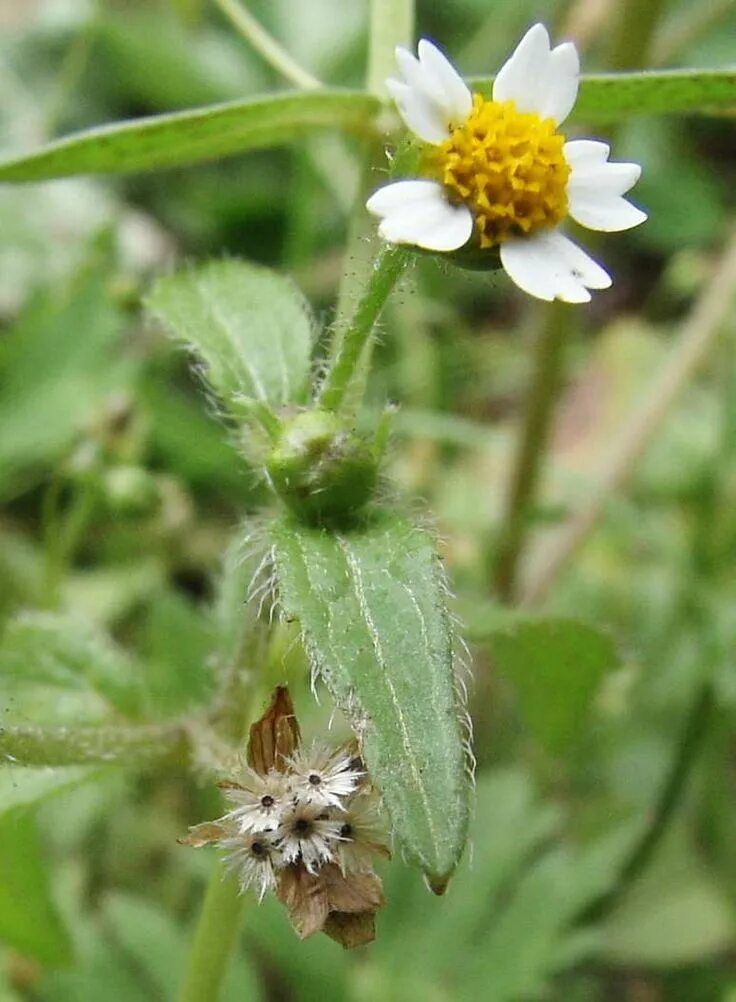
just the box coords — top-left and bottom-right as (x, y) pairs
(266, 410), (378, 525)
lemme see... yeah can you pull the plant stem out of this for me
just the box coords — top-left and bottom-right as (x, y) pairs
(492, 301), (570, 603)
(326, 0), (413, 388)
(575, 681), (714, 927)
(521, 228), (736, 609)
(319, 246), (409, 412)
(178, 865), (244, 1002)
(0, 720), (188, 767)
(211, 0), (322, 90)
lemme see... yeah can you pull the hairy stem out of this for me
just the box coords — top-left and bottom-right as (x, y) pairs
(522, 228), (736, 608)
(320, 246), (409, 412)
(178, 866), (244, 1002)
(212, 0), (322, 90)
(0, 720), (189, 767)
(492, 302), (570, 603)
(327, 0), (413, 390)
(576, 682), (714, 926)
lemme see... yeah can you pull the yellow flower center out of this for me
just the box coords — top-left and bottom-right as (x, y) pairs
(427, 94), (571, 249)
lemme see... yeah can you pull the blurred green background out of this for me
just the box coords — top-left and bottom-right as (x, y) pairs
(2, 0), (736, 999)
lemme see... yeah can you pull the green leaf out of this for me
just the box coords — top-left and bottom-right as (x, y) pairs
(146, 259), (314, 410)
(484, 617), (620, 755)
(0, 91), (380, 183)
(270, 510), (469, 886)
(0, 810), (73, 965)
(0, 612), (143, 717)
(0, 766), (98, 817)
(471, 69), (736, 122)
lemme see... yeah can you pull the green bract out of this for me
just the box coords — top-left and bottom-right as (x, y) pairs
(267, 410), (378, 525)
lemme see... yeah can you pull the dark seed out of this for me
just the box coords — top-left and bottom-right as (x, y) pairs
(260, 794), (275, 808)
(308, 773), (322, 786)
(339, 823), (353, 839)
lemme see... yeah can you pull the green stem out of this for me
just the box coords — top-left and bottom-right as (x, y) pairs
(319, 246), (409, 412)
(212, 0), (322, 90)
(492, 302), (569, 603)
(608, 0), (669, 70)
(575, 682), (714, 927)
(0, 720), (188, 767)
(178, 865), (244, 1002)
(326, 0), (413, 382)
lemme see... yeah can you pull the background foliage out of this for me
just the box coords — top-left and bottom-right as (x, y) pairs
(1, 0), (736, 999)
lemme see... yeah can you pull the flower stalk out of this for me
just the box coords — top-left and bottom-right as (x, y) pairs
(319, 246), (409, 413)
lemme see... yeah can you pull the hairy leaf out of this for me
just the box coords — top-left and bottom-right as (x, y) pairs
(270, 511), (469, 886)
(473, 68), (736, 122)
(146, 259), (314, 410)
(0, 91), (380, 183)
(485, 617), (620, 755)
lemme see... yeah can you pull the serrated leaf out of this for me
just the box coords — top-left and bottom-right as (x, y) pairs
(0, 612), (143, 717)
(146, 260), (314, 410)
(0, 91), (380, 183)
(0, 810), (73, 965)
(485, 618), (620, 755)
(472, 68), (736, 122)
(270, 511), (469, 886)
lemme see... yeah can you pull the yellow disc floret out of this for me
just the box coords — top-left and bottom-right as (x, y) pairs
(428, 94), (571, 249)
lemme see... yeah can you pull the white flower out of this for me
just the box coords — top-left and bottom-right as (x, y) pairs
(366, 24), (646, 303)
(276, 801), (343, 874)
(219, 828), (281, 901)
(287, 742), (362, 810)
(219, 766), (288, 833)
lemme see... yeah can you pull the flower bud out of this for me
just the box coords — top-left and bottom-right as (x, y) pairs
(266, 410), (378, 525)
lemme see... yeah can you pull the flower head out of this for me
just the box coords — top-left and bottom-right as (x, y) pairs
(219, 828), (282, 901)
(276, 800), (343, 873)
(366, 24), (646, 303)
(219, 765), (288, 833)
(287, 741), (363, 809)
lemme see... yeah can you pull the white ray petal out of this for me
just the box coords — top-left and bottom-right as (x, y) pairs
(493, 23), (551, 110)
(386, 78), (450, 143)
(500, 230), (611, 303)
(417, 39), (473, 122)
(566, 140), (642, 198)
(568, 193), (648, 231)
(537, 41), (579, 124)
(366, 180), (473, 252)
(395, 48), (445, 104)
(564, 139), (611, 168)
(366, 182), (472, 254)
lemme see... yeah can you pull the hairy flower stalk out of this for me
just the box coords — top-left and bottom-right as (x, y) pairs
(181, 687), (390, 947)
(367, 24), (647, 302)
